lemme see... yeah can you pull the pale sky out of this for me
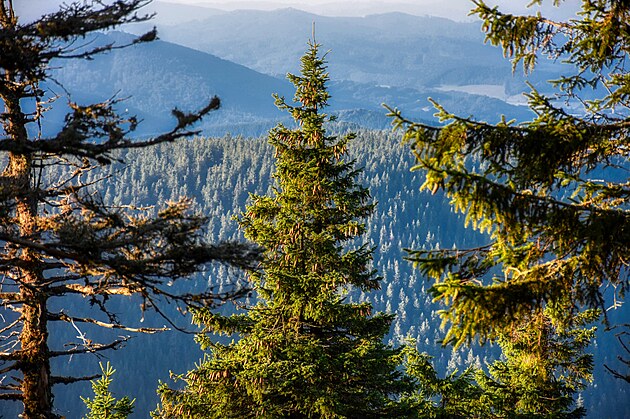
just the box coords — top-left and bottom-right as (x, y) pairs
(153, 1), (580, 20)
(19, 0), (581, 22)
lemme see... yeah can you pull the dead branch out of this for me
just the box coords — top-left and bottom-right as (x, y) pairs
(49, 336), (129, 358)
(48, 311), (168, 334)
(51, 374), (100, 386)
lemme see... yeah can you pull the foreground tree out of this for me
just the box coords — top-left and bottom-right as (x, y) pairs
(81, 363), (135, 419)
(474, 308), (596, 418)
(401, 346), (485, 418)
(156, 41), (414, 418)
(0, 1), (256, 417)
(400, 308), (596, 418)
(388, 0), (630, 345)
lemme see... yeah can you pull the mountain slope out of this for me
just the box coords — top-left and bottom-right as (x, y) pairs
(132, 7), (556, 93)
(34, 134), (629, 418)
(47, 30), (532, 139)
(49, 31), (294, 136)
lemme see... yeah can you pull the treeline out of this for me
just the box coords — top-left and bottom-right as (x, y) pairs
(2, 1), (629, 418)
(34, 130), (625, 417)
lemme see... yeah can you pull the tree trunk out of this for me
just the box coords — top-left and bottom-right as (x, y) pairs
(20, 288), (52, 419)
(4, 88), (54, 417)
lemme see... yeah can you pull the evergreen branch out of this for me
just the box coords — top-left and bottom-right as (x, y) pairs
(54, 28), (157, 60)
(0, 96), (220, 164)
(0, 234), (259, 287)
(0, 231), (92, 265)
(386, 101), (630, 139)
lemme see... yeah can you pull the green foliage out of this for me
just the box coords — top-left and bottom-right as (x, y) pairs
(384, 2), (622, 416)
(82, 363), (135, 419)
(387, 0), (630, 346)
(474, 308), (597, 418)
(400, 308), (597, 419)
(155, 41), (416, 418)
(401, 343), (486, 418)
(50, 128), (626, 416)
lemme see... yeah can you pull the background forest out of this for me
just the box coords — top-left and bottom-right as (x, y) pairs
(45, 133), (628, 417)
(1, 0), (629, 418)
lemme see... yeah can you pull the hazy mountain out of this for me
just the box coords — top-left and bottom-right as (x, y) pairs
(135, 1), (581, 22)
(134, 8), (504, 84)
(127, 7), (561, 93)
(46, 29), (533, 139)
(140, 1), (227, 24)
(47, 31), (294, 136)
(180, 0), (473, 18)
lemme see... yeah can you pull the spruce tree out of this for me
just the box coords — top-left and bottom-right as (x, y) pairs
(0, 1), (257, 417)
(156, 41), (413, 418)
(384, 1), (623, 415)
(82, 363), (135, 419)
(387, 0), (630, 344)
(401, 346), (485, 418)
(473, 309), (596, 418)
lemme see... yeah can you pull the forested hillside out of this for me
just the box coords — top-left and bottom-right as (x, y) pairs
(30, 132), (626, 418)
(2, 1), (629, 418)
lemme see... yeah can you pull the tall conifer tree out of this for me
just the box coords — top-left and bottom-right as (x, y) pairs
(156, 41), (413, 418)
(385, 0), (621, 415)
(0, 1), (257, 416)
(387, 0), (630, 345)
(473, 309), (596, 418)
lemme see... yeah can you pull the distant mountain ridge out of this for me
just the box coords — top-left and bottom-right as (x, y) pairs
(139, 7), (506, 87)
(128, 5), (563, 93)
(48, 31), (293, 136)
(47, 26), (534, 138)
(142, 1), (580, 21)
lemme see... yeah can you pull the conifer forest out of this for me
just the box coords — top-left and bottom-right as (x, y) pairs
(1, 0), (629, 418)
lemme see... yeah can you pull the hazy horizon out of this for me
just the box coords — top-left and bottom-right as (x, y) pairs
(20, 0), (581, 22)
(158, 0), (580, 19)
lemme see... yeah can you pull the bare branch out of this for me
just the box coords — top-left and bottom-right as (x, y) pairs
(605, 364), (630, 384)
(0, 392), (22, 400)
(51, 374), (100, 386)
(60, 284), (134, 296)
(48, 311), (168, 334)
(0, 319), (21, 334)
(0, 351), (22, 361)
(0, 361), (19, 375)
(0, 292), (20, 302)
(49, 336), (129, 358)
(604, 324), (630, 383)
